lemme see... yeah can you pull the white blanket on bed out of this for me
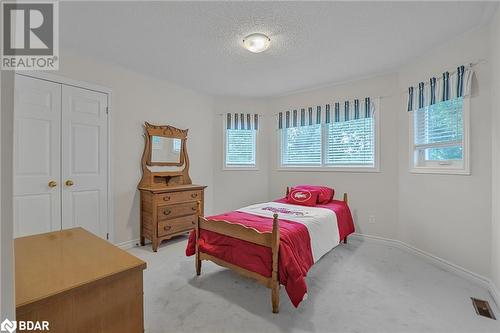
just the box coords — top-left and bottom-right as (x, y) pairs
(236, 202), (340, 262)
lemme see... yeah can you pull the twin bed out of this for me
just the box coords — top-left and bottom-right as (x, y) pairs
(186, 186), (355, 313)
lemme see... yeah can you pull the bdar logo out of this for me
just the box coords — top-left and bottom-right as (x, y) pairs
(0, 319), (16, 333)
(1, 318), (49, 332)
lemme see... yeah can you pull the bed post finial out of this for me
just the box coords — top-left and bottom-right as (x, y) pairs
(343, 192), (348, 204)
(271, 213), (280, 313)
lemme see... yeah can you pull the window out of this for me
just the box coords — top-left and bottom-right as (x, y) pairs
(279, 100), (378, 171)
(282, 125), (322, 166)
(172, 138), (181, 152)
(407, 65), (472, 174)
(410, 97), (469, 174)
(325, 118), (374, 167)
(225, 129), (256, 167)
(152, 136), (162, 149)
(223, 113), (259, 169)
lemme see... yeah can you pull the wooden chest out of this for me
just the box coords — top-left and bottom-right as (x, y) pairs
(15, 228), (146, 333)
(139, 184), (206, 252)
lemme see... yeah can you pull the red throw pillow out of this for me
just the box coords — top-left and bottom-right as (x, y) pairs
(291, 185), (334, 204)
(287, 188), (319, 206)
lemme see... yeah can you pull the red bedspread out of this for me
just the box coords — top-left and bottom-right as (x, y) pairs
(186, 199), (354, 307)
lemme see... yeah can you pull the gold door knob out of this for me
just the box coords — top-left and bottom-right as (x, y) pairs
(65, 180), (74, 186)
(48, 180), (57, 188)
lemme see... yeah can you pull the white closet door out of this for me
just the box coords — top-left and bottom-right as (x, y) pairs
(14, 75), (62, 237)
(61, 85), (108, 239)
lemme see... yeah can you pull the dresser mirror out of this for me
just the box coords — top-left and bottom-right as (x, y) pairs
(139, 122), (192, 187)
(150, 136), (182, 165)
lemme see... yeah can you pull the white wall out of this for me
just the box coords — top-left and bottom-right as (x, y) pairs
(212, 97), (270, 214)
(55, 49), (215, 244)
(267, 73), (400, 239)
(1, 69), (16, 320)
(490, 7), (500, 296)
(398, 26), (492, 277)
(263, 26), (493, 279)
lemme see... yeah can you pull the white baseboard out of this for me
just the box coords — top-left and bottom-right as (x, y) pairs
(351, 233), (500, 308)
(489, 280), (500, 309)
(115, 238), (140, 250)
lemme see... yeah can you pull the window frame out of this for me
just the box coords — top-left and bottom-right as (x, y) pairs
(408, 96), (470, 175)
(277, 101), (380, 173)
(222, 117), (259, 171)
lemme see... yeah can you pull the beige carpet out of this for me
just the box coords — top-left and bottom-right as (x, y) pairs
(129, 236), (500, 333)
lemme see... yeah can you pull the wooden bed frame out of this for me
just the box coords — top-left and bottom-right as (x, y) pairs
(194, 191), (349, 313)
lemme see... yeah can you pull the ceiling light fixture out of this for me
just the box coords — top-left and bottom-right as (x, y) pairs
(243, 33), (270, 53)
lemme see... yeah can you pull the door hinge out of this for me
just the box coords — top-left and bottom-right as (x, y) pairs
(106, 233), (109, 240)
(106, 106), (110, 115)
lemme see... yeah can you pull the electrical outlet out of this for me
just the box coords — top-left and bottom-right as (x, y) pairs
(368, 215), (376, 224)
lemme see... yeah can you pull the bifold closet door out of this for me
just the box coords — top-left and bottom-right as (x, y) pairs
(61, 85), (109, 239)
(13, 75), (62, 237)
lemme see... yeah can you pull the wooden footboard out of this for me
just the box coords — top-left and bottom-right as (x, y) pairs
(195, 213), (280, 313)
(195, 192), (349, 313)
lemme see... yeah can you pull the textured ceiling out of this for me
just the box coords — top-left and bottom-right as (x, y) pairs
(60, 1), (496, 97)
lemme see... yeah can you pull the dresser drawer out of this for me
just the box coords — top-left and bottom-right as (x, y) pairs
(156, 190), (202, 205)
(158, 215), (196, 237)
(157, 202), (198, 221)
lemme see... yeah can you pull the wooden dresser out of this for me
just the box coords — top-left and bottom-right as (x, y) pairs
(139, 184), (206, 252)
(15, 228), (146, 333)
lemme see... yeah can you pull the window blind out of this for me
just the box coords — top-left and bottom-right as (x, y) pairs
(413, 98), (463, 161)
(225, 129), (256, 166)
(281, 124), (322, 165)
(325, 118), (374, 166)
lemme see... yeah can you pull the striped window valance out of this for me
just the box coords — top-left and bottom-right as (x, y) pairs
(407, 65), (473, 112)
(277, 97), (373, 129)
(226, 113), (259, 130)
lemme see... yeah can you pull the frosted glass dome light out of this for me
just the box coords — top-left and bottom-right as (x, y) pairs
(243, 33), (271, 53)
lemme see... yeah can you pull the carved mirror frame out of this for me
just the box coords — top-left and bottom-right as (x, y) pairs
(145, 124), (186, 167)
(139, 122), (192, 188)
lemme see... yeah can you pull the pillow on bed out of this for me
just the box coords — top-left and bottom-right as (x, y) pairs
(291, 185), (334, 204)
(287, 188), (319, 206)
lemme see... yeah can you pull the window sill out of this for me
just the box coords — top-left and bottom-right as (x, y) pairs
(223, 166), (259, 171)
(277, 166), (380, 173)
(409, 167), (470, 175)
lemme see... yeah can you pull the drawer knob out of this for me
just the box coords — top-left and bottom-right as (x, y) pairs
(163, 210), (172, 216)
(163, 196), (171, 201)
(191, 220), (195, 225)
(164, 225), (172, 231)
(191, 207), (197, 211)
(191, 193), (198, 198)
